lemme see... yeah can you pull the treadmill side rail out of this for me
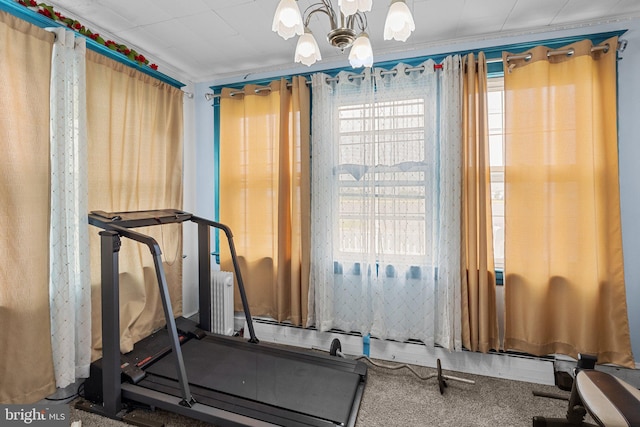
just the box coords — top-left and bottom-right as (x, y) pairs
(122, 384), (279, 427)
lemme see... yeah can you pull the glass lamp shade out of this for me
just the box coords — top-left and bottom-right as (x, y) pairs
(338, 0), (373, 16)
(348, 33), (373, 68)
(272, 0), (303, 40)
(383, 0), (415, 42)
(295, 30), (322, 66)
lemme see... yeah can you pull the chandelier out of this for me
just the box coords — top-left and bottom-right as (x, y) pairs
(272, 0), (415, 68)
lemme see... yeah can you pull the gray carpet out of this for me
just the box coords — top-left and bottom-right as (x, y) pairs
(68, 360), (576, 426)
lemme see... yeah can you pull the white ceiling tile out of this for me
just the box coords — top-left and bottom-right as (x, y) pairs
(612, 0), (640, 16)
(200, 0), (257, 9)
(455, 18), (505, 39)
(501, 0), (570, 31)
(460, 0), (517, 21)
(177, 10), (238, 40)
(553, 0), (631, 24)
(145, 0), (209, 18)
(96, 0), (175, 26)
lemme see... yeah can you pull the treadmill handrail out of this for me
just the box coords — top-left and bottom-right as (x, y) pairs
(92, 221), (163, 256)
(190, 215), (233, 239)
(91, 223), (195, 408)
(191, 215), (259, 343)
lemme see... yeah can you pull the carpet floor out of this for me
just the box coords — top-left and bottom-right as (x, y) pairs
(69, 359), (577, 426)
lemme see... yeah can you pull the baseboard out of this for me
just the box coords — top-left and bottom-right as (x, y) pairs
(246, 319), (557, 386)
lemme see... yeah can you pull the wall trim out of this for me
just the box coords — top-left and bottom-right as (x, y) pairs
(246, 318), (557, 386)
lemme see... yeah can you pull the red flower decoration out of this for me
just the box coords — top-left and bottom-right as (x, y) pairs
(15, 0), (158, 71)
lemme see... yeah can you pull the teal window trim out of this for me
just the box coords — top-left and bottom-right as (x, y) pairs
(212, 97), (221, 264)
(0, 0), (184, 89)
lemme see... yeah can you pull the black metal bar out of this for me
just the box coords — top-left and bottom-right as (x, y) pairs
(151, 253), (195, 406)
(94, 221), (194, 407)
(191, 216), (258, 343)
(92, 223), (163, 255)
(197, 223), (212, 331)
(100, 230), (122, 417)
(121, 384), (277, 427)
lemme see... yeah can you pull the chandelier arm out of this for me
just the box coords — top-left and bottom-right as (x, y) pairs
(320, 0), (337, 21)
(304, 3), (338, 29)
(352, 12), (367, 33)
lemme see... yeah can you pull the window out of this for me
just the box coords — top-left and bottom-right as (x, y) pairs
(336, 78), (505, 272)
(336, 97), (430, 266)
(488, 77), (505, 270)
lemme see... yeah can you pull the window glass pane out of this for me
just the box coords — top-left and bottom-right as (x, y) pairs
(336, 98), (427, 263)
(488, 77), (504, 269)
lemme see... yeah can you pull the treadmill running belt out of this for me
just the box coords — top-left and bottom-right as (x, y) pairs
(145, 338), (362, 424)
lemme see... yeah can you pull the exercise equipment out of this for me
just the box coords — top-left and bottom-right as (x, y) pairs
(79, 209), (367, 427)
(328, 338), (474, 395)
(533, 354), (640, 427)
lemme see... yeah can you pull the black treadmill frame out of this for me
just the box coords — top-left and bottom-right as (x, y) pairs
(86, 209), (367, 427)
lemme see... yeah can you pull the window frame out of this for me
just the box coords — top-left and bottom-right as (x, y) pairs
(334, 94), (432, 266)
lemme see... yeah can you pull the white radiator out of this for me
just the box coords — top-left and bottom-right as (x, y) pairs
(210, 270), (235, 336)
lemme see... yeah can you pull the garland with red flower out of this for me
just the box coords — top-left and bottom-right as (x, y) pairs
(16, 0), (158, 70)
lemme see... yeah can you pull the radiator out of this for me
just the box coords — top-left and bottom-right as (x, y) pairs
(210, 270), (235, 336)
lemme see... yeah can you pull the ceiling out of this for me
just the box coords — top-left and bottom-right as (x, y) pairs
(40, 0), (640, 83)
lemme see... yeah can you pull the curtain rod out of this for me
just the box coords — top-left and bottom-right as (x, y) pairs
(204, 40), (623, 101)
(505, 43), (611, 62)
(206, 63), (446, 99)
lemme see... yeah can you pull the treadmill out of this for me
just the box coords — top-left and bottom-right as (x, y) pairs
(80, 209), (367, 427)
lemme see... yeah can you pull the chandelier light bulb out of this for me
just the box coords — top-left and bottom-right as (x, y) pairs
(348, 32), (373, 68)
(338, 0), (373, 16)
(272, 0), (304, 40)
(295, 30), (322, 66)
(384, 0), (415, 42)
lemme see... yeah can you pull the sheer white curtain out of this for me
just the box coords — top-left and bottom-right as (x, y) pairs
(48, 27), (91, 388)
(308, 57), (463, 349)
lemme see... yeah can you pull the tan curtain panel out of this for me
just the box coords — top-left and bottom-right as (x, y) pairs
(219, 77), (311, 326)
(86, 51), (184, 358)
(503, 37), (633, 367)
(0, 12), (56, 403)
(461, 52), (499, 353)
